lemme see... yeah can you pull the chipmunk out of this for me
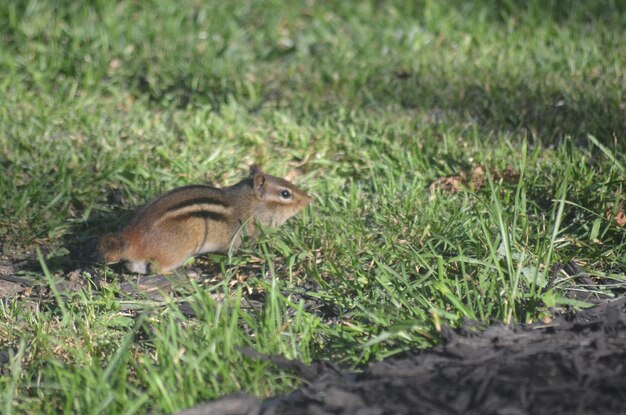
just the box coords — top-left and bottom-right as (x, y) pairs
(97, 165), (310, 274)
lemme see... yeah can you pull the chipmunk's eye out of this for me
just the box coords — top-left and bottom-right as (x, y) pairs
(280, 189), (292, 199)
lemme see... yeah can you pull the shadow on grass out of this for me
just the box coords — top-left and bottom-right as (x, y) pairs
(55, 200), (135, 275)
(386, 75), (623, 146)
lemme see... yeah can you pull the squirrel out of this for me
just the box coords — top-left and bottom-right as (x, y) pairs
(97, 165), (310, 274)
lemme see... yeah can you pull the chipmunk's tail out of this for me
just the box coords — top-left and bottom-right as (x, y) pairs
(97, 233), (126, 263)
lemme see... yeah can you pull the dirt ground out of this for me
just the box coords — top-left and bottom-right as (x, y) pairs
(178, 296), (626, 415)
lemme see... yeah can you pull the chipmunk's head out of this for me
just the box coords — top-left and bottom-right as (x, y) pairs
(249, 165), (311, 227)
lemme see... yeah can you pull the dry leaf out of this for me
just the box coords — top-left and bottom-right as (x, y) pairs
(615, 209), (626, 227)
(429, 172), (466, 194)
(470, 165), (485, 189)
(284, 169), (303, 181)
(606, 201), (626, 227)
(429, 165), (519, 194)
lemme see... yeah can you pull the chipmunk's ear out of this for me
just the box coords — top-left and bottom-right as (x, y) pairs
(249, 164), (263, 176)
(253, 171), (267, 196)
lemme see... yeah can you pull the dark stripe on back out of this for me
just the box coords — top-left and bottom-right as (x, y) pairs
(166, 197), (230, 213)
(165, 185), (218, 195)
(171, 210), (228, 222)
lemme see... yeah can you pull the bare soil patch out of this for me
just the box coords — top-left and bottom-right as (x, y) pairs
(180, 296), (626, 415)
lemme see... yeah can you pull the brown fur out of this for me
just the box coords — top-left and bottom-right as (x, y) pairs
(97, 233), (126, 263)
(98, 167), (310, 273)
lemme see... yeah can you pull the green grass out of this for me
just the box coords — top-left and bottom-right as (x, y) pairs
(1, 0), (625, 413)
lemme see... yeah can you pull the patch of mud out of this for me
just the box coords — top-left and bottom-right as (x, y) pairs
(179, 296), (626, 415)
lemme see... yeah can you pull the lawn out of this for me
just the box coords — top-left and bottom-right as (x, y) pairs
(1, 0), (625, 413)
